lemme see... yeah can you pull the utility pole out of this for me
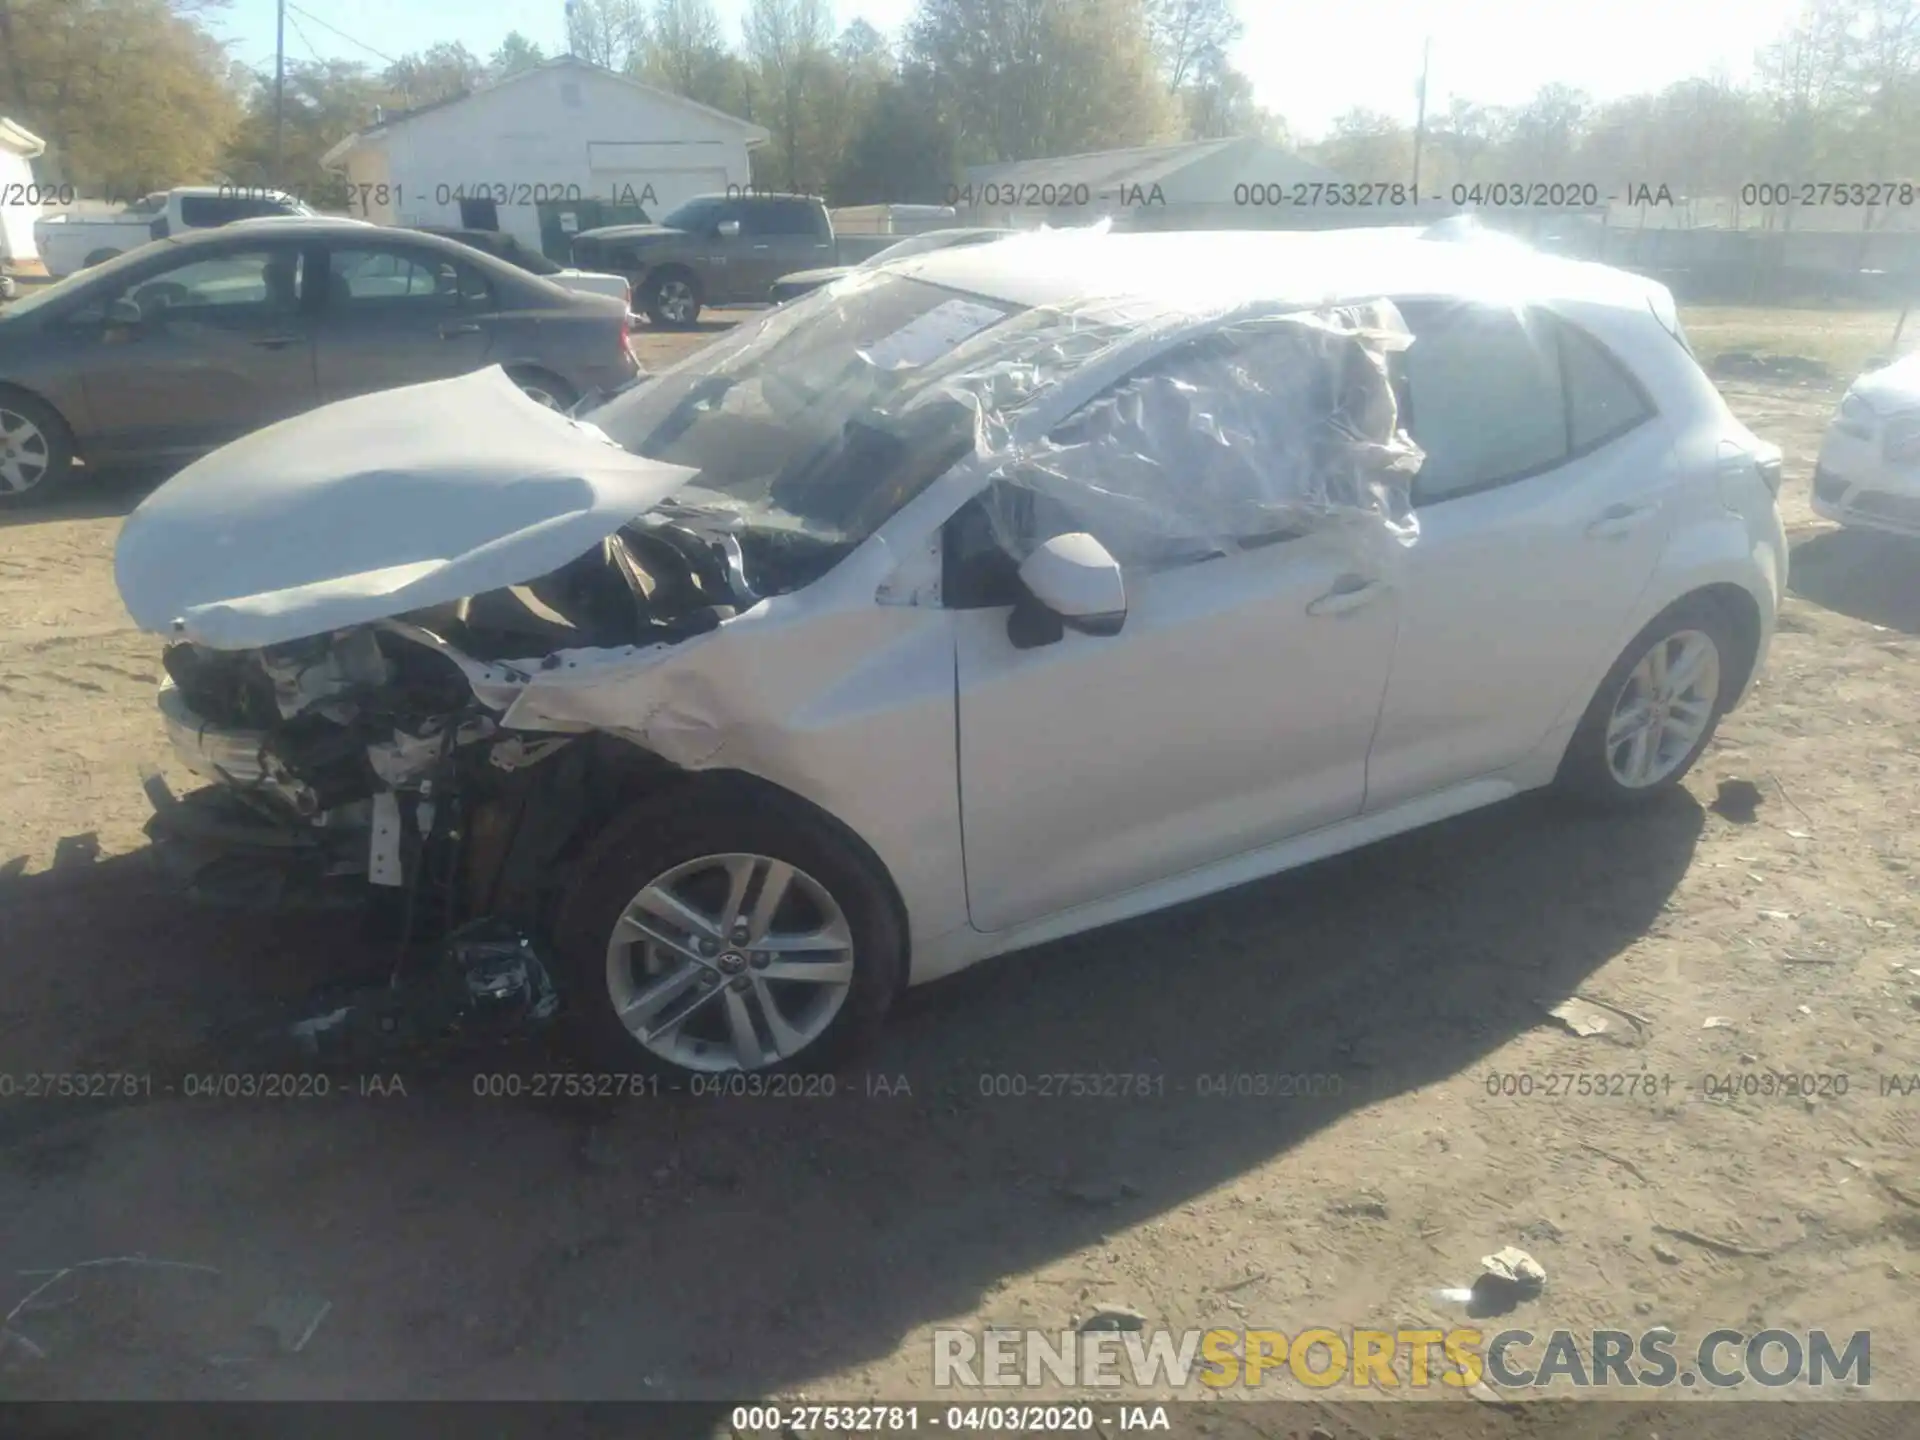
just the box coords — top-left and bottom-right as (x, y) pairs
(273, 0), (286, 185)
(1410, 37), (1431, 200)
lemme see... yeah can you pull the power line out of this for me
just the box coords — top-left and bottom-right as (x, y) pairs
(283, 7), (326, 65)
(283, 2), (400, 66)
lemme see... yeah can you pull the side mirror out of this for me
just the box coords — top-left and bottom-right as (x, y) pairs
(1009, 532), (1127, 648)
(716, 219), (742, 239)
(105, 297), (144, 329)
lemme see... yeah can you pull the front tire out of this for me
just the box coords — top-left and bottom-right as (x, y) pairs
(1555, 597), (1737, 807)
(553, 791), (904, 1078)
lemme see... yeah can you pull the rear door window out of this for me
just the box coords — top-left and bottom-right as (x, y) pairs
(325, 246), (491, 310)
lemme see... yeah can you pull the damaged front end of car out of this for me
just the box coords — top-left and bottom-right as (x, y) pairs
(141, 530), (761, 934)
(118, 367), (769, 974)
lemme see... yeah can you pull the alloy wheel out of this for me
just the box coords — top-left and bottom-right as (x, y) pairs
(517, 383), (562, 410)
(0, 408), (51, 495)
(604, 852), (855, 1072)
(1605, 628), (1721, 788)
(657, 279), (696, 324)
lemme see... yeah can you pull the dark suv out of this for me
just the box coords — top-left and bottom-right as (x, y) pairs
(570, 193), (834, 328)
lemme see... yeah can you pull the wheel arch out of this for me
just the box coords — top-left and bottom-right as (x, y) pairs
(0, 381), (81, 456)
(498, 363), (578, 404)
(554, 752), (914, 983)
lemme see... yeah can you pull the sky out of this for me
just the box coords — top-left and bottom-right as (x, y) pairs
(213, 0), (1809, 141)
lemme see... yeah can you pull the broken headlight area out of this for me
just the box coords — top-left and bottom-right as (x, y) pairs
(142, 520), (741, 938)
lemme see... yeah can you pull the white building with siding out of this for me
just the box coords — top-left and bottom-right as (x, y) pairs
(321, 57), (769, 260)
(0, 117), (47, 270)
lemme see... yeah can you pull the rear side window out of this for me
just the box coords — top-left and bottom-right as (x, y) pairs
(752, 199), (824, 236)
(1398, 305), (1566, 503)
(179, 194), (295, 227)
(178, 195), (237, 227)
(1560, 321), (1653, 450)
(1397, 303), (1653, 505)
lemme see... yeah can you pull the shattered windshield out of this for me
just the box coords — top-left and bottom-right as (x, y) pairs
(591, 274), (1074, 557)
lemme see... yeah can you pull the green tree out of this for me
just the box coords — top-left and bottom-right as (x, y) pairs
(830, 66), (958, 202)
(490, 31), (548, 79)
(0, 0), (239, 193)
(909, 0), (1177, 164)
(222, 58), (386, 206)
(1308, 108), (1415, 182)
(743, 0), (833, 191)
(1181, 55), (1286, 142)
(642, 0), (742, 110)
(382, 42), (487, 108)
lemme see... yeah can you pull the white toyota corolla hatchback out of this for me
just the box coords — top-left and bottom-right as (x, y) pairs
(116, 227), (1788, 1078)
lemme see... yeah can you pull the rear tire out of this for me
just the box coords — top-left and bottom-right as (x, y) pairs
(0, 390), (76, 506)
(642, 268), (702, 329)
(552, 789), (904, 1079)
(506, 368), (577, 412)
(1555, 597), (1738, 808)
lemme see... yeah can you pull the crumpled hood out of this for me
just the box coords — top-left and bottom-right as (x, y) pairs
(114, 366), (697, 651)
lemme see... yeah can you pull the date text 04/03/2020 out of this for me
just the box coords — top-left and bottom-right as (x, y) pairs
(728, 1405), (1170, 1433)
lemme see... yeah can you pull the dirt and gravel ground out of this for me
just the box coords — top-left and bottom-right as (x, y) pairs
(1, 307), (1918, 1421)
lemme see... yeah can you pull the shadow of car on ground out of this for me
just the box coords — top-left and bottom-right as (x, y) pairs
(0, 786), (1703, 1400)
(1788, 528), (1920, 635)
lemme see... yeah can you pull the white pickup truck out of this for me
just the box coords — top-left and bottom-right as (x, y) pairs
(34, 186), (313, 278)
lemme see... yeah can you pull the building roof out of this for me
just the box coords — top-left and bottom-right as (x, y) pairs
(964, 135), (1337, 198)
(321, 57), (768, 169)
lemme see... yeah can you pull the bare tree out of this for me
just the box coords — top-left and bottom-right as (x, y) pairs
(566, 0), (649, 72)
(1145, 0), (1239, 93)
(743, 0), (832, 191)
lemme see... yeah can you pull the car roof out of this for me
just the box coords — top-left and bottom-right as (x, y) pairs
(891, 228), (1664, 316)
(167, 216), (390, 242)
(683, 191), (821, 204)
(143, 220), (587, 295)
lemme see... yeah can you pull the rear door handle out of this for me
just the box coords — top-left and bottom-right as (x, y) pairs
(1585, 502), (1658, 539)
(251, 336), (300, 350)
(1306, 577), (1388, 617)
(439, 323), (482, 338)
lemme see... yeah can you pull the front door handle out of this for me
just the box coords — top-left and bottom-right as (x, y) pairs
(439, 322), (482, 339)
(1585, 502), (1658, 539)
(1306, 577), (1388, 617)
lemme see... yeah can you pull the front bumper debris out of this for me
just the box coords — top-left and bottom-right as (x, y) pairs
(142, 774), (367, 910)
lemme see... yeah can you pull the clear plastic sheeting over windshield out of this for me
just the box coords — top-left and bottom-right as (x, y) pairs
(941, 299), (1425, 571)
(589, 273), (1424, 587)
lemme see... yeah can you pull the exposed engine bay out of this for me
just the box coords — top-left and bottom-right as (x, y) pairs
(147, 512), (813, 938)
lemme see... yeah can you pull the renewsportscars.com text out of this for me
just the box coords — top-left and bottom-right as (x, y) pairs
(933, 1325), (1871, 1390)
